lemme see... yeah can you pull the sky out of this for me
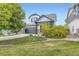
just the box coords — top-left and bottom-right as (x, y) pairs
(20, 3), (72, 25)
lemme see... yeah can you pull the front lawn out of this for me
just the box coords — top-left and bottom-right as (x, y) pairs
(0, 36), (45, 45)
(0, 36), (79, 56)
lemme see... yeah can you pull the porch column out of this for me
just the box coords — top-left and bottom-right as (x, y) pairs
(35, 22), (38, 34)
(37, 25), (40, 34)
(35, 22), (40, 34)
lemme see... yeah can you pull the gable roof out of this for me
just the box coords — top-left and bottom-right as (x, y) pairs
(36, 14), (56, 22)
(46, 14), (56, 20)
(28, 13), (56, 23)
(28, 14), (40, 19)
(66, 3), (79, 24)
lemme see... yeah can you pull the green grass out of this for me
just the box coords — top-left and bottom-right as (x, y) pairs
(0, 33), (5, 36)
(0, 36), (45, 45)
(0, 36), (79, 56)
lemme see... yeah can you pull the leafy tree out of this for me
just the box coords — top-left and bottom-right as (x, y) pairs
(0, 4), (12, 30)
(0, 3), (25, 33)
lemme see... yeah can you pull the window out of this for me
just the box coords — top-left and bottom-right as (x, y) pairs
(31, 17), (37, 22)
(72, 26), (74, 32)
(77, 6), (79, 14)
(77, 29), (79, 33)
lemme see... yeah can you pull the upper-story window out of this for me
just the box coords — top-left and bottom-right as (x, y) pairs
(31, 17), (38, 22)
(76, 6), (79, 15)
(72, 10), (76, 16)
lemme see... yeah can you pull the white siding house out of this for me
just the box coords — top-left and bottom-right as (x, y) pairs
(68, 19), (79, 34)
(66, 4), (79, 34)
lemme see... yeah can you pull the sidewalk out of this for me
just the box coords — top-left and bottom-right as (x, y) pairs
(0, 34), (30, 41)
(46, 38), (79, 41)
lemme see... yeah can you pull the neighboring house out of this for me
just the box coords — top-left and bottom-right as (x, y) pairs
(26, 14), (57, 34)
(66, 3), (79, 34)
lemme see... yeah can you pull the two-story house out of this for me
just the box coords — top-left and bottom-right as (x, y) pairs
(26, 14), (57, 34)
(66, 4), (79, 35)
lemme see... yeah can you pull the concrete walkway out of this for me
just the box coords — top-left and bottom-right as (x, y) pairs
(0, 34), (30, 41)
(46, 38), (79, 41)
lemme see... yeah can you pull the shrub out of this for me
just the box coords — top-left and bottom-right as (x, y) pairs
(40, 23), (52, 37)
(51, 25), (70, 38)
(41, 23), (70, 38)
